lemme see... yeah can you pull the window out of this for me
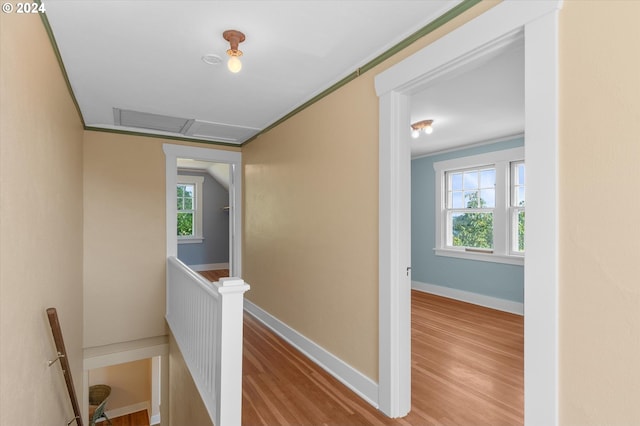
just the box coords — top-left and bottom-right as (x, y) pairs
(511, 161), (525, 254)
(434, 147), (524, 265)
(177, 175), (204, 244)
(446, 166), (496, 251)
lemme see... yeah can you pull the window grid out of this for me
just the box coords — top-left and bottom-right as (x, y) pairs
(433, 147), (525, 265)
(445, 166), (496, 250)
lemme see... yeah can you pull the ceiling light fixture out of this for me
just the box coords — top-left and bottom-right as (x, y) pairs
(223, 30), (245, 73)
(411, 119), (434, 138)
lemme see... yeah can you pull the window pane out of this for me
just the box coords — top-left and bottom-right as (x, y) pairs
(183, 185), (194, 197)
(518, 163), (525, 185)
(480, 169), (496, 188)
(464, 191), (479, 208)
(480, 189), (495, 208)
(517, 187), (525, 206)
(463, 171), (478, 189)
(451, 212), (493, 249)
(177, 212), (194, 236)
(517, 210), (525, 252)
(184, 197), (193, 210)
(177, 197), (183, 210)
(451, 191), (464, 208)
(451, 173), (463, 191)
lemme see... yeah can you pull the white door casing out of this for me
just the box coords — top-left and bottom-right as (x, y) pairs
(163, 144), (242, 278)
(375, 1), (562, 424)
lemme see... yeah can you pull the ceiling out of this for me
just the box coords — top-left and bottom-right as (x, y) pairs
(41, 1), (523, 156)
(409, 40), (524, 157)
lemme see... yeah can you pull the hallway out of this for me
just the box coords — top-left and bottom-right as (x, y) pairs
(241, 290), (523, 425)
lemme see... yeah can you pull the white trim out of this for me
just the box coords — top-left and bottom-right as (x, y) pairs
(433, 147), (525, 265)
(412, 133), (524, 160)
(83, 338), (168, 370)
(150, 413), (161, 425)
(163, 144), (242, 278)
(83, 338), (168, 425)
(412, 280), (524, 316)
(375, 1), (562, 423)
(433, 248), (524, 266)
(188, 262), (230, 272)
(243, 300), (379, 408)
(151, 356), (161, 425)
(103, 401), (150, 421)
(433, 147), (524, 172)
(177, 237), (204, 244)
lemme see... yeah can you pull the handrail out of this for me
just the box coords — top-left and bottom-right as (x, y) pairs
(166, 256), (249, 426)
(46, 307), (83, 426)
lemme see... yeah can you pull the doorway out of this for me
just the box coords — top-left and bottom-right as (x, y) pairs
(175, 159), (231, 276)
(375, 2), (561, 424)
(163, 144), (242, 277)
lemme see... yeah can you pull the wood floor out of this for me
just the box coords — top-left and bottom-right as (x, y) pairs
(107, 409), (150, 426)
(241, 290), (523, 426)
(199, 268), (230, 282)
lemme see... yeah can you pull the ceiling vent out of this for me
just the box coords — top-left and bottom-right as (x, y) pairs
(113, 108), (194, 134)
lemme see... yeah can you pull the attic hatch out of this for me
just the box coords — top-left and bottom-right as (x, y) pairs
(114, 108), (194, 133)
(112, 108), (260, 143)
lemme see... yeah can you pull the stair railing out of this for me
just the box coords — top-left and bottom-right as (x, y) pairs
(47, 307), (83, 426)
(165, 256), (249, 426)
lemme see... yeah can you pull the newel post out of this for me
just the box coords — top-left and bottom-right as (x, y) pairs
(215, 277), (250, 426)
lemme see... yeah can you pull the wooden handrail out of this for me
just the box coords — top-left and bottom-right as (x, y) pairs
(47, 307), (84, 426)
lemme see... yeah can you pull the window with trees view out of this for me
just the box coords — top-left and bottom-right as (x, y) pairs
(434, 147), (524, 265)
(177, 175), (204, 243)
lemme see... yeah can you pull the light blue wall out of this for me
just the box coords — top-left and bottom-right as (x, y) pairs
(177, 171), (229, 266)
(411, 137), (525, 303)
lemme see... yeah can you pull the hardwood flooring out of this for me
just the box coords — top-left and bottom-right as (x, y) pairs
(107, 409), (150, 426)
(241, 290), (523, 426)
(199, 269), (230, 282)
(197, 269), (524, 425)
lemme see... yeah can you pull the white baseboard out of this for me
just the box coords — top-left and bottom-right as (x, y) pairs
(150, 413), (160, 425)
(188, 262), (229, 272)
(104, 401), (150, 421)
(412, 281), (524, 316)
(243, 300), (379, 408)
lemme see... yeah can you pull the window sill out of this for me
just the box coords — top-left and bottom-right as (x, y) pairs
(434, 248), (524, 266)
(178, 237), (204, 245)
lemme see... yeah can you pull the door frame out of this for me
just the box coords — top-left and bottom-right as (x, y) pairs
(375, 1), (562, 424)
(163, 144), (242, 277)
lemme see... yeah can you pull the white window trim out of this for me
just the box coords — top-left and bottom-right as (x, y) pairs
(433, 147), (524, 266)
(177, 175), (204, 244)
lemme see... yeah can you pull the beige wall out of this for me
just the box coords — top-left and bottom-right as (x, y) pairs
(558, 1), (640, 424)
(83, 132), (168, 347)
(89, 359), (151, 411)
(82, 131), (239, 347)
(244, 1), (640, 423)
(168, 333), (213, 426)
(242, 1), (499, 381)
(0, 11), (84, 426)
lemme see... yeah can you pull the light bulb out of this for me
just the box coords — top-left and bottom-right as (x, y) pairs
(424, 124), (433, 134)
(411, 129), (420, 138)
(227, 56), (242, 73)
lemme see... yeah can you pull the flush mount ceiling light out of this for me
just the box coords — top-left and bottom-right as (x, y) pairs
(411, 119), (434, 138)
(223, 29), (245, 73)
